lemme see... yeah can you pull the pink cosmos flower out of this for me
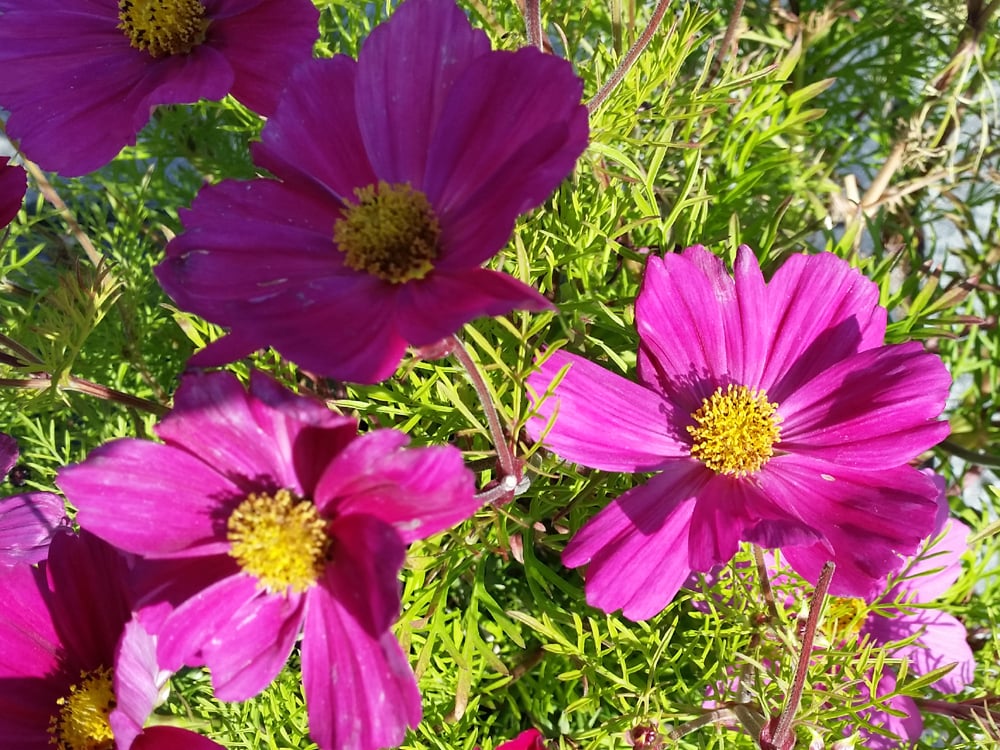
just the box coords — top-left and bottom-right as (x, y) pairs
(0, 0), (319, 176)
(58, 369), (481, 750)
(0, 161), (26, 228)
(493, 729), (547, 749)
(0, 528), (223, 749)
(156, 0), (589, 384)
(527, 245), (951, 620)
(0, 432), (67, 566)
(850, 518), (975, 748)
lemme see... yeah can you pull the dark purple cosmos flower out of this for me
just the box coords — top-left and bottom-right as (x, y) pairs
(0, 431), (67, 566)
(58, 370), (480, 750)
(527, 245), (951, 620)
(0, 0), (319, 176)
(0, 529), (223, 750)
(0, 161), (26, 228)
(156, 0), (589, 384)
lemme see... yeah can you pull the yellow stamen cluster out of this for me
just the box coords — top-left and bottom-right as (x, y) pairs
(825, 597), (869, 642)
(227, 489), (330, 593)
(333, 181), (441, 284)
(118, 0), (209, 58)
(48, 667), (116, 750)
(687, 384), (782, 476)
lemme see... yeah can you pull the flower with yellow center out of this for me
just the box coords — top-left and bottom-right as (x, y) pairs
(687, 384), (783, 477)
(117, 0), (210, 58)
(48, 667), (116, 750)
(333, 181), (441, 284)
(227, 489), (331, 593)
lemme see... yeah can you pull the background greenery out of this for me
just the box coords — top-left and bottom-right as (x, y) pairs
(2, 0), (999, 747)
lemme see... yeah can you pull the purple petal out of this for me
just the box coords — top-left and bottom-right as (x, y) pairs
(866, 609), (975, 694)
(424, 47), (587, 267)
(156, 573), (304, 701)
(354, 0), (491, 185)
(894, 519), (970, 604)
(759, 457), (940, 599)
(563, 466), (707, 620)
(761, 252), (887, 400)
(58, 439), (235, 558)
(314, 431), (478, 544)
(496, 729), (546, 750)
(0, 563), (59, 679)
(0, 492), (67, 566)
(395, 268), (554, 346)
(526, 350), (689, 472)
(303, 586), (420, 750)
(778, 342), (950, 468)
(854, 669), (924, 749)
(110, 619), (169, 750)
(0, 164), (26, 228)
(206, 0), (319, 116)
(254, 57), (376, 201)
(132, 726), (225, 750)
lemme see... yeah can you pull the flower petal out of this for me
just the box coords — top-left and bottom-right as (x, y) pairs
(0, 492), (67, 566)
(496, 729), (546, 750)
(761, 457), (940, 599)
(0, 164), (26, 228)
(315, 431), (478, 544)
(894, 519), (969, 604)
(563, 466), (706, 620)
(155, 573), (304, 701)
(354, 0), (491, 185)
(526, 350), (689, 472)
(854, 669), (923, 749)
(778, 342), (950, 468)
(132, 726), (225, 750)
(58, 439), (236, 558)
(110, 619), (169, 750)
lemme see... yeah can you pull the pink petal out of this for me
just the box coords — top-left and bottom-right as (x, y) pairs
(496, 729), (546, 750)
(395, 267), (554, 346)
(0, 164), (26, 228)
(206, 0), (319, 116)
(760, 252), (887, 400)
(254, 57), (376, 200)
(303, 586), (420, 750)
(354, 0), (491, 185)
(423, 46), (587, 268)
(58, 439), (236, 558)
(110, 619), (169, 750)
(315, 430), (478, 544)
(563, 466), (706, 620)
(0, 564), (59, 679)
(761, 457), (940, 599)
(0, 492), (67, 566)
(778, 342), (950, 468)
(893, 519), (970, 604)
(132, 726), (225, 750)
(155, 573), (305, 701)
(526, 350), (690, 472)
(854, 669), (923, 749)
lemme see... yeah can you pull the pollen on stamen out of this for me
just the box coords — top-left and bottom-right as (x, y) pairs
(824, 597), (868, 642)
(48, 666), (116, 750)
(227, 489), (330, 593)
(118, 0), (210, 58)
(687, 384), (782, 477)
(333, 180), (441, 284)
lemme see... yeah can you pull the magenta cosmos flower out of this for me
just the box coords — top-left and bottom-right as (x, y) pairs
(491, 729), (547, 750)
(58, 369), (480, 750)
(156, 0), (589, 384)
(0, 0), (319, 176)
(527, 245), (951, 620)
(0, 528), (223, 750)
(0, 161), (26, 228)
(0, 431), (67, 566)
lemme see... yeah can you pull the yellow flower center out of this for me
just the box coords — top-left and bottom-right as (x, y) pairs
(687, 384), (782, 476)
(118, 0), (210, 58)
(48, 667), (116, 750)
(227, 489), (331, 593)
(333, 181), (441, 284)
(825, 597), (868, 641)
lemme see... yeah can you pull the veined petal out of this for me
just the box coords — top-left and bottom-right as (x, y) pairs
(526, 350), (689, 472)
(110, 619), (169, 750)
(563, 466), (707, 620)
(892, 519), (969, 605)
(0, 492), (67, 566)
(132, 726), (226, 750)
(866, 609), (974, 694)
(855, 670), (923, 750)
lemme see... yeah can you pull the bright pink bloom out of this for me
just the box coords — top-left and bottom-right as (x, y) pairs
(855, 518), (974, 748)
(0, 432), (67, 566)
(494, 729), (547, 749)
(156, 0), (588, 384)
(0, 529), (222, 749)
(528, 246), (950, 620)
(58, 370), (480, 750)
(0, 161), (26, 228)
(0, 0), (319, 176)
